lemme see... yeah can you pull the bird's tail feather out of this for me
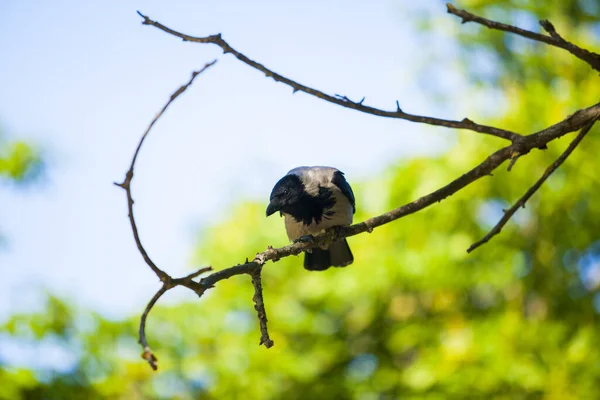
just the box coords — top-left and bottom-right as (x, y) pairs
(304, 239), (353, 271)
(304, 247), (330, 271)
(330, 238), (353, 267)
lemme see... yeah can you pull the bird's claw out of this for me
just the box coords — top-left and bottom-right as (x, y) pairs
(294, 235), (315, 244)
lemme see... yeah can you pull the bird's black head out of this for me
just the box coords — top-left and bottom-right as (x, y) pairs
(266, 174), (305, 217)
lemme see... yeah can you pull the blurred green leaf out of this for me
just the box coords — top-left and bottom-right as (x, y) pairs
(0, 140), (43, 183)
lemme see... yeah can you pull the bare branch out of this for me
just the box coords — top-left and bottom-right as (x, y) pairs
(446, 3), (600, 72)
(136, 11), (521, 142)
(115, 63), (216, 369)
(468, 119), (597, 253)
(121, 5), (600, 370)
(139, 285), (168, 371)
(250, 268), (274, 348)
(526, 103), (600, 146)
(115, 60), (217, 282)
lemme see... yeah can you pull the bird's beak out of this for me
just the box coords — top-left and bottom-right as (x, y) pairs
(266, 201), (280, 217)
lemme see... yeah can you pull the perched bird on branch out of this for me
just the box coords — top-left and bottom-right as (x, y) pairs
(266, 166), (356, 271)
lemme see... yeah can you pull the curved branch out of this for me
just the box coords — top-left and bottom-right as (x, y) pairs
(115, 60), (217, 281)
(116, 63), (216, 370)
(139, 285), (168, 370)
(446, 3), (600, 72)
(136, 11), (521, 142)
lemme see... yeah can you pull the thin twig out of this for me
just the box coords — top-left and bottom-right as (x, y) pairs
(115, 60), (217, 282)
(506, 151), (521, 171)
(446, 3), (600, 72)
(250, 268), (274, 348)
(136, 11), (521, 142)
(468, 120), (597, 253)
(139, 285), (168, 371)
(116, 62), (216, 370)
(182, 266), (214, 281)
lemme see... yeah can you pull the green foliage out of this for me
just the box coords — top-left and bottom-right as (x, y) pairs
(0, 129), (44, 245)
(0, 139), (42, 183)
(2, 1), (600, 398)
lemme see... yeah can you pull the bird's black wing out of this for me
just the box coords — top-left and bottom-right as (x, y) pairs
(332, 170), (356, 214)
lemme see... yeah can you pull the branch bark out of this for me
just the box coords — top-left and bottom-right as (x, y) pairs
(116, 62), (216, 369)
(468, 119), (597, 253)
(139, 285), (167, 371)
(115, 60), (217, 284)
(446, 3), (600, 72)
(135, 11), (521, 142)
(250, 267), (274, 348)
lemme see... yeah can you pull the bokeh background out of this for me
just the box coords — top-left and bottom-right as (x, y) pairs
(1, 0), (599, 398)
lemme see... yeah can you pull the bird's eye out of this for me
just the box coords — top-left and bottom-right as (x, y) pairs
(283, 189), (289, 196)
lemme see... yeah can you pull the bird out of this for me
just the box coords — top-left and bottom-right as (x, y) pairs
(266, 166), (355, 271)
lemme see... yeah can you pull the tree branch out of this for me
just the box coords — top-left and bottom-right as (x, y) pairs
(120, 6), (600, 370)
(250, 268), (274, 348)
(446, 3), (600, 72)
(135, 11), (521, 142)
(468, 119), (597, 253)
(115, 60), (217, 283)
(139, 285), (168, 370)
(115, 63), (216, 369)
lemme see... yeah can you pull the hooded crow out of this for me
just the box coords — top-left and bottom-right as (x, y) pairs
(266, 166), (355, 271)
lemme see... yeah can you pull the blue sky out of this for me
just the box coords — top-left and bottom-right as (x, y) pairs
(0, 0), (470, 323)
